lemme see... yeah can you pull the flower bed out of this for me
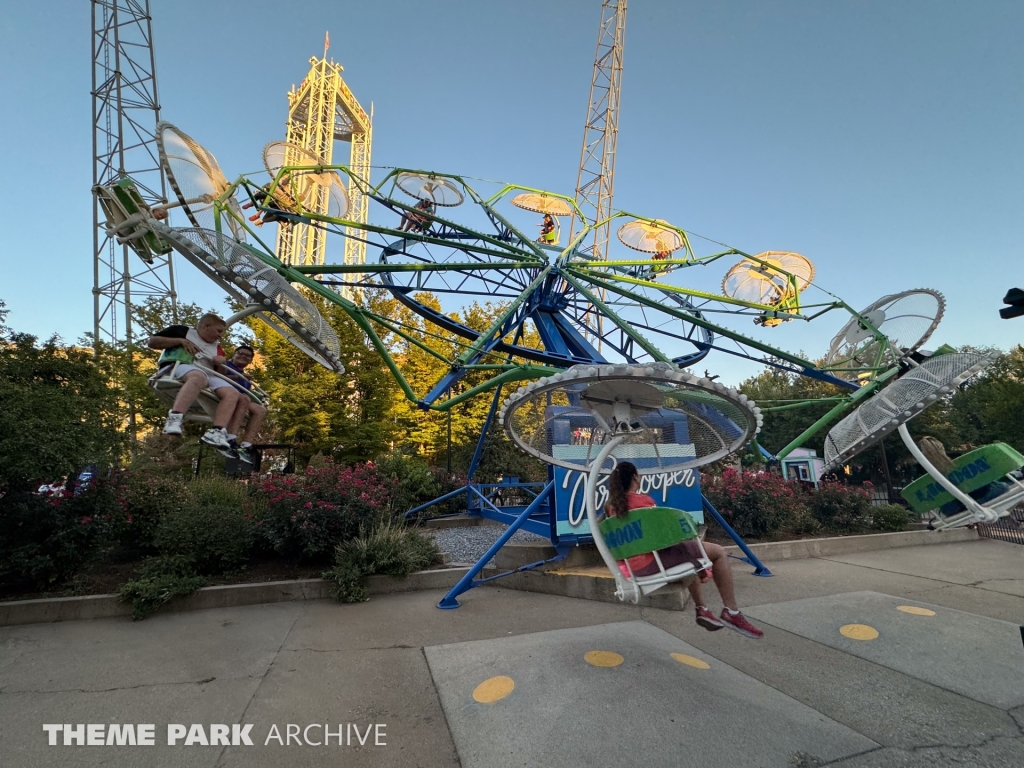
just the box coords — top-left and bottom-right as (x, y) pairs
(703, 469), (910, 542)
(0, 458), (441, 617)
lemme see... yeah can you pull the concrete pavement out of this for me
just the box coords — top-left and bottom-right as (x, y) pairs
(1, 538), (1022, 767)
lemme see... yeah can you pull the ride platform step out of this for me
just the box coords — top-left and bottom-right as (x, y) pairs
(493, 541), (604, 571)
(489, 562), (691, 610)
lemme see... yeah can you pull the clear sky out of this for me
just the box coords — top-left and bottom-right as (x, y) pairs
(1, 0), (1021, 386)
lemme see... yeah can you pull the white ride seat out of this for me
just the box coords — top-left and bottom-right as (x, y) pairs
(147, 361), (268, 426)
(598, 506), (712, 602)
(901, 439), (1024, 530)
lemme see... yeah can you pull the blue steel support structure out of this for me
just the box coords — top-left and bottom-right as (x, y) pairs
(438, 482), (561, 609)
(701, 495), (773, 577)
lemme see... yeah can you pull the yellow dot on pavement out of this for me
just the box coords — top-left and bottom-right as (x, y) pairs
(670, 653), (710, 669)
(840, 623), (879, 641)
(473, 676), (515, 703)
(897, 605), (936, 616)
(585, 650), (624, 667)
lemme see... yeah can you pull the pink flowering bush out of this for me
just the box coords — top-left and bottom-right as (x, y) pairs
(702, 469), (810, 539)
(100, 471), (191, 559)
(257, 459), (398, 561)
(0, 478), (121, 591)
(808, 480), (873, 533)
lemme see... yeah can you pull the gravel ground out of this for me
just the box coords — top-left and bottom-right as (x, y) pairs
(425, 524), (549, 567)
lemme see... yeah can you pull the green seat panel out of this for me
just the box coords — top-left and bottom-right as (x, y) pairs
(110, 178), (173, 257)
(599, 507), (700, 561)
(901, 442), (1024, 513)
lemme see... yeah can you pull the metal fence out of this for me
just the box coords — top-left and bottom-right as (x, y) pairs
(977, 507), (1024, 545)
(869, 485), (905, 507)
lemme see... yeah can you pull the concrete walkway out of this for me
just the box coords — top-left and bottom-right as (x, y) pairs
(1, 539), (1022, 767)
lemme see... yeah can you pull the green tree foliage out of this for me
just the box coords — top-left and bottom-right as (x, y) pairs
(944, 346), (1024, 452)
(245, 292), (398, 465)
(738, 361), (847, 457)
(0, 327), (124, 492)
(740, 346), (1024, 489)
(373, 289), (544, 477)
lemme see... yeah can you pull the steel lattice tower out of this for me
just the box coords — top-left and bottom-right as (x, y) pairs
(570, 0), (626, 343)
(91, 0), (176, 346)
(571, 0), (627, 260)
(278, 53), (372, 271)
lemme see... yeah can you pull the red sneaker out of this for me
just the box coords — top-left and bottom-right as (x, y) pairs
(695, 606), (724, 631)
(719, 609), (764, 639)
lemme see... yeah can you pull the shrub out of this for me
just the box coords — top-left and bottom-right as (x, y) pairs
(257, 460), (395, 562)
(808, 481), (872, 533)
(374, 452), (442, 515)
(103, 471), (191, 560)
(152, 477), (258, 574)
(0, 486), (113, 591)
(786, 504), (823, 537)
(118, 555), (207, 620)
(702, 469), (808, 539)
(871, 503), (911, 532)
(372, 452), (470, 518)
(323, 522), (441, 603)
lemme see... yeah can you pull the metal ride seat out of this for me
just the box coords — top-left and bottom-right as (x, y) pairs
(901, 442), (1024, 530)
(94, 178), (173, 265)
(823, 351), (1013, 530)
(147, 361), (268, 426)
(599, 506), (712, 600)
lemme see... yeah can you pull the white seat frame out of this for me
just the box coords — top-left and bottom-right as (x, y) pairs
(584, 434), (711, 603)
(148, 360), (267, 426)
(898, 423), (1024, 530)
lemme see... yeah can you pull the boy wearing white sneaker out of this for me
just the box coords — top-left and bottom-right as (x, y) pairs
(222, 345), (267, 465)
(147, 313), (243, 456)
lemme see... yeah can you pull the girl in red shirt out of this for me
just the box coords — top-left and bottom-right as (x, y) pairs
(604, 462), (763, 639)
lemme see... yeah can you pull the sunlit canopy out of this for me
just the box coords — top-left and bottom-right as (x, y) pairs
(510, 193), (574, 217)
(721, 251), (814, 304)
(616, 219), (684, 254)
(395, 173), (464, 207)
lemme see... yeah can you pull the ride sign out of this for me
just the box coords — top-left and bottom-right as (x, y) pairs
(552, 464), (703, 538)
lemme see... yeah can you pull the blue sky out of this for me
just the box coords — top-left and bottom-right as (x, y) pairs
(1, 0), (1021, 386)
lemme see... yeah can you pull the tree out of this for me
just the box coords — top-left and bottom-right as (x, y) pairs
(944, 346), (1024, 452)
(0, 325), (124, 492)
(245, 291), (398, 465)
(738, 361), (847, 457)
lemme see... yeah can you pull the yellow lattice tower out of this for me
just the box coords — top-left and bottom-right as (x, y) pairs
(278, 49), (372, 269)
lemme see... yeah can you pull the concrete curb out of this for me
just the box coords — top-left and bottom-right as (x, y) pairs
(487, 528), (984, 607)
(493, 527), (982, 572)
(719, 526), (981, 563)
(493, 568), (690, 610)
(0, 567), (486, 627)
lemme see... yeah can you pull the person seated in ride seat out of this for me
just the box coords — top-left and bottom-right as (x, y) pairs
(398, 199), (435, 232)
(604, 462), (764, 638)
(222, 344), (268, 465)
(536, 214), (556, 244)
(649, 251), (671, 278)
(147, 313), (246, 458)
(917, 436), (1012, 524)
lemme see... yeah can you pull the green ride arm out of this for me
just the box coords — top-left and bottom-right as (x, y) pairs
(573, 269), (823, 372)
(455, 266), (553, 365)
(773, 367), (898, 459)
(559, 272), (672, 363)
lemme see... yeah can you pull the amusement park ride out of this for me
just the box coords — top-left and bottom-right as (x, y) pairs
(93, 1), (1022, 610)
